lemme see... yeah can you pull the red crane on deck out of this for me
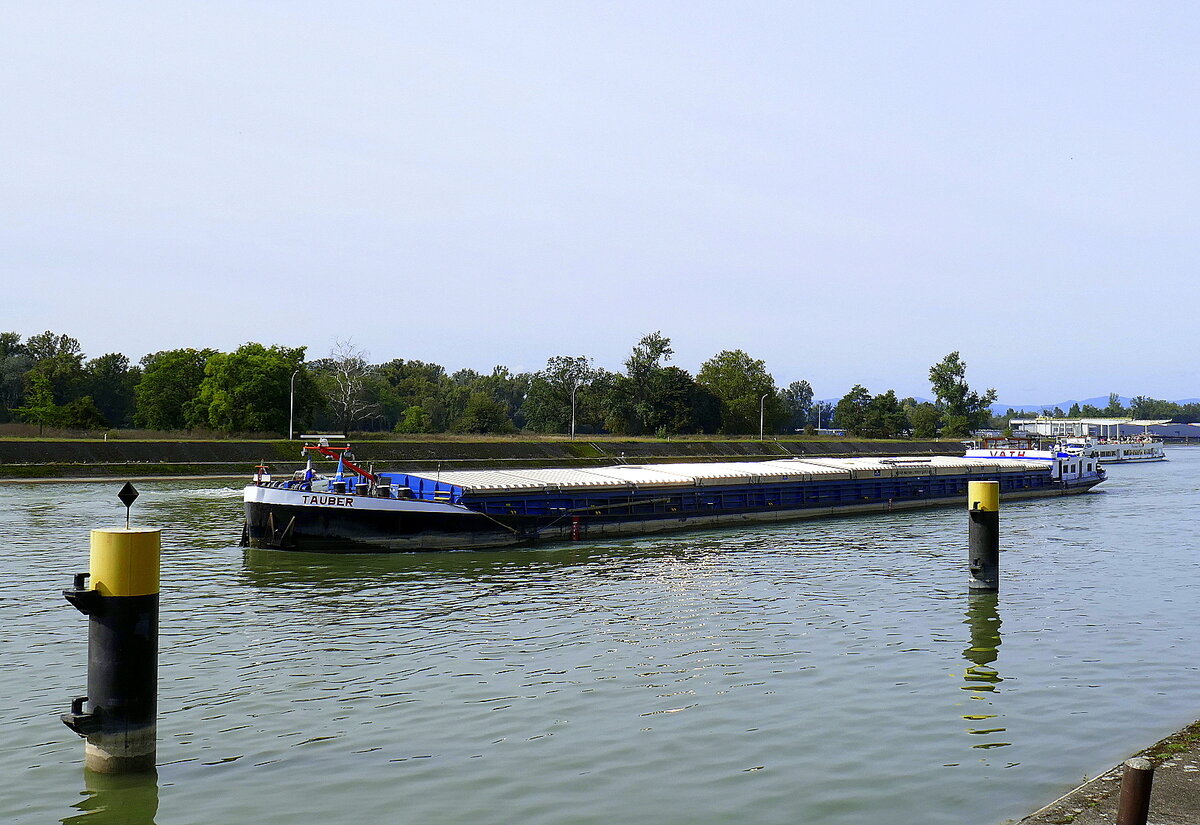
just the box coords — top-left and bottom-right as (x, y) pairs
(303, 442), (378, 483)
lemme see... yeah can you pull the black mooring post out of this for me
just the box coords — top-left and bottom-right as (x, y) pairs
(62, 485), (161, 774)
(967, 480), (1000, 591)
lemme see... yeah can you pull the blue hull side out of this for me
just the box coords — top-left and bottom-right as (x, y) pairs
(244, 476), (1100, 553)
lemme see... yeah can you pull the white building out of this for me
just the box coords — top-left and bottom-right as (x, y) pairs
(1009, 417), (1171, 439)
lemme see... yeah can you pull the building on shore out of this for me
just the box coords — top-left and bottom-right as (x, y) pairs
(1011, 417), (1200, 442)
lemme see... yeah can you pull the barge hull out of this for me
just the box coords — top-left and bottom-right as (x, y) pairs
(243, 481), (1101, 554)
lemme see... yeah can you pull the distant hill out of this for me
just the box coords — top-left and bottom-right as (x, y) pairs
(990, 395), (1198, 415)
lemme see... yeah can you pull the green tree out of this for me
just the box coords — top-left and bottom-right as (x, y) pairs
(619, 331), (676, 434)
(437, 369), (482, 430)
(25, 330), (85, 404)
(697, 349), (780, 435)
(394, 405), (435, 434)
(1128, 396), (1180, 419)
(598, 333), (720, 437)
(587, 368), (627, 434)
(644, 366), (720, 435)
(474, 366), (530, 429)
(834, 385), (873, 436)
(0, 332), (23, 360)
(598, 333), (665, 434)
(14, 372), (61, 434)
(862, 390), (907, 437)
(909, 402), (941, 438)
(192, 343), (310, 433)
(928, 352), (997, 437)
(135, 348), (216, 430)
(1176, 402), (1200, 424)
(374, 359), (450, 431)
(1103, 393), (1126, 416)
(521, 355), (595, 433)
(25, 331), (80, 361)
(453, 392), (515, 433)
(85, 353), (139, 428)
(779, 380), (814, 432)
(60, 396), (108, 429)
(0, 332), (32, 421)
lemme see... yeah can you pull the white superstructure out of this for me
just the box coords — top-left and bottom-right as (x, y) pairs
(1058, 439), (1167, 463)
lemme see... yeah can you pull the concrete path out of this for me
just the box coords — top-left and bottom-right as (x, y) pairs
(1016, 720), (1200, 825)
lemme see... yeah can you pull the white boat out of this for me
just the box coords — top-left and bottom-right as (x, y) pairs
(1008, 416), (1169, 462)
(1058, 438), (1166, 463)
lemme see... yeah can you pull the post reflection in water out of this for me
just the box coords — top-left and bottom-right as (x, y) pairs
(961, 592), (1010, 749)
(62, 770), (159, 825)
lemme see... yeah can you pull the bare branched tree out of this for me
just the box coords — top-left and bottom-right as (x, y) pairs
(328, 339), (377, 435)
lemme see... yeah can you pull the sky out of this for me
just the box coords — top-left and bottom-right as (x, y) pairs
(4, 2), (1198, 405)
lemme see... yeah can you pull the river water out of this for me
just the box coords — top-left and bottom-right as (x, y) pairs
(3, 451), (1199, 825)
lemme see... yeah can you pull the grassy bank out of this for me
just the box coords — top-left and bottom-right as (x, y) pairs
(0, 436), (966, 480)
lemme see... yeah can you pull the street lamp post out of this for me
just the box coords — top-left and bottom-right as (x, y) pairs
(570, 379), (584, 438)
(289, 369), (300, 440)
(759, 393), (769, 441)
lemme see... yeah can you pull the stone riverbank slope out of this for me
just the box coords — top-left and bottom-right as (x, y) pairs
(0, 438), (961, 480)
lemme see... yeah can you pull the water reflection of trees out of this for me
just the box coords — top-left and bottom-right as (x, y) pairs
(961, 592), (1009, 749)
(62, 770), (158, 825)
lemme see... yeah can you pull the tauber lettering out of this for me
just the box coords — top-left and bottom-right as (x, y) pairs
(301, 495), (355, 507)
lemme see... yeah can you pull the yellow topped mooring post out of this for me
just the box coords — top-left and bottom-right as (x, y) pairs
(63, 484), (161, 774)
(967, 480), (1000, 591)
(89, 528), (160, 598)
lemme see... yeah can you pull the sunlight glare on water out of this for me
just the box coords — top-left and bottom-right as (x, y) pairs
(3, 451), (1199, 825)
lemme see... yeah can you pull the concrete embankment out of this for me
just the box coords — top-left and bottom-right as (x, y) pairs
(0, 438), (962, 480)
(1015, 719), (1200, 825)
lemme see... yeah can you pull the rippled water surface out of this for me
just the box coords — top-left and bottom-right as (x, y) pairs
(4, 452), (1199, 824)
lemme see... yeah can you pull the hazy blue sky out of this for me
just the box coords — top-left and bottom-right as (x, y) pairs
(4, 3), (1197, 403)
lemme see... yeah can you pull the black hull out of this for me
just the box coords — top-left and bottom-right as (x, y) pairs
(243, 481), (1101, 554)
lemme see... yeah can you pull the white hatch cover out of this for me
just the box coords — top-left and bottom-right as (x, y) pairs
(402, 456), (1048, 494)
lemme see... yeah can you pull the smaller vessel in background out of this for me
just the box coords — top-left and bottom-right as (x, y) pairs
(1058, 438), (1166, 463)
(1007, 416), (1168, 463)
(972, 434), (1166, 465)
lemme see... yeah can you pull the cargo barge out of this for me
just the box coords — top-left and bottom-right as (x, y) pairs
(240, 442), (1106, 553)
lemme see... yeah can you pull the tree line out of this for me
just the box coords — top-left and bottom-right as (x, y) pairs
(1001, 392), (1199, 423)
(2, 329), (1191, 438)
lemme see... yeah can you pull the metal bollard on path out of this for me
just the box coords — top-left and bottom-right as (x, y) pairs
(61, 485), (160, 774)
(967, 480), (1000, 591)
(1116, 757), (1154, 825)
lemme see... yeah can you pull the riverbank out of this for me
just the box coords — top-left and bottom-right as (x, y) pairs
(0, 437), (961, 480)
(1016, 720), (1200, 824)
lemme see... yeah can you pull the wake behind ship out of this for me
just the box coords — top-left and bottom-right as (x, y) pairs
(241, 443), (1105, 553)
